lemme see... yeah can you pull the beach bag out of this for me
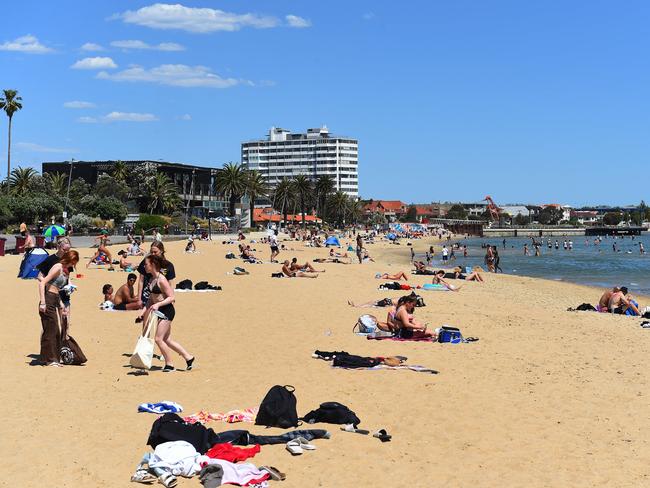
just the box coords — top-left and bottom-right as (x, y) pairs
(575, 303), (596, 311)
(130, 314), (158, 369)
(59, 318), (87, 365)
(379, 281), (401, 291)
(302, 402), (361, 427)
(271, 272), (284, 278)
(353, 314), (378, 334)
(194, 281), (209, 290)
(438, 326), (463, 344)
(255, 385), (299, 428)
(225, 252), (236, 259)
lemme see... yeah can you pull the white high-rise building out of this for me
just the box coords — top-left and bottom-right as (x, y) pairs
(241, 126), (358, 197)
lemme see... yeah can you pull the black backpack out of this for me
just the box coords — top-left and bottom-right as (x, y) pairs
(255, 385), (299, 428)
(194, 281), (209, 290)
(302, 402), (361, 427)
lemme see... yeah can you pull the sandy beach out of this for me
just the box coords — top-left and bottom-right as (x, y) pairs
(2, 234), (650, 488)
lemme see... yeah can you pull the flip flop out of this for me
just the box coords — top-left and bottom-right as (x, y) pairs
(130, 469), (156, 484)
(464, 337), (479, 342)
(296, 437), (316, 450)
(260, 466), (286, 481)
(373, 429), (392, 442)
(286, 439), (303, 455)
(341, 424), (370, 435)
(158, 473), (177, 488)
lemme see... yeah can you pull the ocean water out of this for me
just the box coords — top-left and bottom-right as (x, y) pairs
(413, 234), (650, 295)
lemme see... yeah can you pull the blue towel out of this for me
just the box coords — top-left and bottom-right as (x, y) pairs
(138, 401), (183, 414)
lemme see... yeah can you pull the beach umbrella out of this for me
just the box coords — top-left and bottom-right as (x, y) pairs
(386, 232), (397, 240)
(43, 225), (66, 241)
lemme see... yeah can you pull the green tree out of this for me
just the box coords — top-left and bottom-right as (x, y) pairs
(328, 190), (351, 227)
(447, 204), (467, 220)
(538, 206), (563, 225)
(80, 195), (128, 222)
(0, 195), (13, 228)
(405, 205), (417, 222)
(214, 162), (247, 217)
(111, 160), (129, 182)
(9, 167), (38, 196)
(95, 173), (129, 202)
(272, 178), (294, 228)
(292, 175), (313, 229)
(514, 214), (529, 226)
(245, 170), (270, 227)
(147, 173), (181, 214)
(0, 89), (23, 190)
(67, 178), (91, 214)
(315, 174), (335, 222)
(45, 172), (67, 194)
(603, 211), (623, 226)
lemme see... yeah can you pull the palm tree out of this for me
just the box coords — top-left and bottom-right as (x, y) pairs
(112, 160), (129, 182)
(45, 172), (67, 194)
(214, 162), (247, 217)
(292, 174), (313, 229)
(9, 167), (38, 196)
(0, 89), (23, 190)
(245, 170), (270, 227)
(315, 174), (335, 223)
(272, 178), (294, 229)
(328, 190), (351, 228)
(147, 173), (181, 214)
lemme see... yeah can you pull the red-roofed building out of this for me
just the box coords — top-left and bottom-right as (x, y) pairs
(363, 200), (407, 221)
(252, 207), (322, 225)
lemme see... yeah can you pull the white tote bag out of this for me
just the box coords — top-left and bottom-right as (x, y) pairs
(130, 314), (158, 369)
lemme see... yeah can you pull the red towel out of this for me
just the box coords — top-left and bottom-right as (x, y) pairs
(205, 443), (261, 463)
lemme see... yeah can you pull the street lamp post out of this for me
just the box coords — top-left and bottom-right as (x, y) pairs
(64, 158), (75, 224)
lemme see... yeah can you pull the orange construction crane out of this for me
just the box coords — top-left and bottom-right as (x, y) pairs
(484, 195), (501, 221)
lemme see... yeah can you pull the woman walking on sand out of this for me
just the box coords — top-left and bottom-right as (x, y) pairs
(139, 254), (194, 373)
(37, 250), (79, 366)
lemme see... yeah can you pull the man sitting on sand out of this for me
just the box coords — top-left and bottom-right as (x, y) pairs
(413, 261), (435, 275)
(597, 287), (619, 312)
(290, 257), (325, 273)
(118, 250), (134, 271)
(102, 274), (141, 310)
(608, 287), (641, 315)
(282, 260), (318, 278)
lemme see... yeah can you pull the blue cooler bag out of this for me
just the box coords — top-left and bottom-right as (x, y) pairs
(438, 326), (463, 344)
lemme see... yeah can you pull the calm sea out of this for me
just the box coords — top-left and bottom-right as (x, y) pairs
(412, 234), (650, 295)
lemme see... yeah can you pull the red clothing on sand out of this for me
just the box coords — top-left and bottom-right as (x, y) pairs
(205, 443), (261, 463)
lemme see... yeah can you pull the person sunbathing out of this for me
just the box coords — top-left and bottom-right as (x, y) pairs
(413, 261), (435, 275)
(118, 250), (134, 270)
(445, 266), (484, 282)
(608, 287), (641, 315)
(376, 271), (408, 281)
(129, 239), (144, 256)
(290, 257), (325, 273)
(282, 260), (318, 278)
(329, 248), (349, 258)
(432, 270), (462, 291)
(185, 237), (196, 253)
(348, 297), (397, 308)
(393, 295), (437, 340)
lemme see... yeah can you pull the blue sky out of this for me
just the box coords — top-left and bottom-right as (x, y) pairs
(1, 1), (649, 206)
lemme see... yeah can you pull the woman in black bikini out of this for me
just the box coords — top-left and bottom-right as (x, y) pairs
(140, 254), (194, 372)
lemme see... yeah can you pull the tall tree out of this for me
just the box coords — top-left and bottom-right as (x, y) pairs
(292, 174), (313, 229)
(9, 167), (38, 196)
(272, 178), (294, 229)
(147, 173), (181, 214)
(245, 170), (270, 227)
(112, 160), (129, 182)
(328, 190), (350, 227)
(45, 172), (67, 194)
(214, 162), (247, 218)
(315, 174), (335, 222)
(0, 89), (23, 190)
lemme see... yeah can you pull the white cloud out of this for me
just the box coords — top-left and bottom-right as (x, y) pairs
(104, 112), (158, 122)
(81, 42), (105, 51)
(0, 35), (53, 54)
(112, 3), (282, 33)
(179, 113), (191, 120)
(63, 101), (96, 109)
(110, 39), (185, 51)
(77, 116), (98, 123)
(15, 142), (79, 153)
(97, 64), (245, 88)
(71, 56), (118, 70)
(286, 15), (311, 28)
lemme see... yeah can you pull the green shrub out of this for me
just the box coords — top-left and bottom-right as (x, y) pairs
(135, 214), (166, 233)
